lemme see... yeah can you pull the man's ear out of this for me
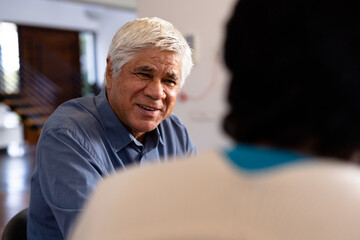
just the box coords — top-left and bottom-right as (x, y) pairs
(106, 57), (113, 88)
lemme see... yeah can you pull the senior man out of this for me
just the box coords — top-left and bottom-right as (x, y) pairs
(27, 17), (196, 240)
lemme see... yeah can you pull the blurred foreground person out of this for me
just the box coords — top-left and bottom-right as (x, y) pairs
(69, 0), (360, 239)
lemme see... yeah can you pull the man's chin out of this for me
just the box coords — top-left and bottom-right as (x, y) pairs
(131, 122), (160, 135)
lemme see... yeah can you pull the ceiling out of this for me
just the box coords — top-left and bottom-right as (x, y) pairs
(54, 0), (137, 10)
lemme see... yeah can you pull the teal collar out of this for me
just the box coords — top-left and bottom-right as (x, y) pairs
(225, 144), (311, 172)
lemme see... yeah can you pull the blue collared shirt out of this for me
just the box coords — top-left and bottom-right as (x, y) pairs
(27, 89), (196, 240)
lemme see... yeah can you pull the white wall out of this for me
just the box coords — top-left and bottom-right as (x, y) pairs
(138, 0), (237, 151)
(0, 0), (137, 86)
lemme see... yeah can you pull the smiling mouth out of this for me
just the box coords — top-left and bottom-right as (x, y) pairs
(138, 104), (157, 111)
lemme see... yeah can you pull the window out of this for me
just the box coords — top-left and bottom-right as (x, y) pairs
(80, 31), (98, 96)
(0, 22), (20, 94)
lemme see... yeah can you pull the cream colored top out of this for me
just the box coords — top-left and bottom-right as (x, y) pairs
(69, 150), (360, 240)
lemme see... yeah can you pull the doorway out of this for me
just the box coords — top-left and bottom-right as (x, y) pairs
(0, 24), (96, 143)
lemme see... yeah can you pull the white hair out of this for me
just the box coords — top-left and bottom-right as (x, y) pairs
(105, 17), (193, 89)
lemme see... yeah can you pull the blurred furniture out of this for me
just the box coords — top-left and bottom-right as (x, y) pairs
(1, 208), (28, 240)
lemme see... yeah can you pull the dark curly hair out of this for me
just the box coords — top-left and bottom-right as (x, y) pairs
(223, 0), (360, 159)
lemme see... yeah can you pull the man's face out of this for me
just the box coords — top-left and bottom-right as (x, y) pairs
(106, 48), (182, 141)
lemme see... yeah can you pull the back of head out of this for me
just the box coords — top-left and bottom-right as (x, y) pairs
(107, 17), (193, 88)
(224, 0), (360, 158)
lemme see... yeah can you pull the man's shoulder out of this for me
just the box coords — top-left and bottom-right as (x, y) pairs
(160, 114), (185, 128)
(158, 114), (190, 139)
(43, 95), (99, 131)
(157, 114), (196, 154)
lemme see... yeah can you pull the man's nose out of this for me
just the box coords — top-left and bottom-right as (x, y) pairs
(144, 79), (166, 100)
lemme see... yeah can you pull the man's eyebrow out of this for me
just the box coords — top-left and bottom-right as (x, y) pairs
(134, 66), (154, 72)
(133, 65), (179, 80)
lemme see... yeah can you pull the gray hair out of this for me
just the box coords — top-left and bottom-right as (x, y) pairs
(106, 17), (193, 89)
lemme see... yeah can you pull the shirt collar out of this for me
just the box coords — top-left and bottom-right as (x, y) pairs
(143, 128), (160, 154)
(225, 143), (311, 172)
(95, 88), (160, 152)
(95, 88), (132, 152)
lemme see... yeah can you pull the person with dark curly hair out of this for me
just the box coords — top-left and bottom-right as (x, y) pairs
(69, 0), (360, 239)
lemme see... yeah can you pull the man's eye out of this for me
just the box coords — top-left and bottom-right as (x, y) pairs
(164, 79), (177, 86)
(134, 73), (152, 79)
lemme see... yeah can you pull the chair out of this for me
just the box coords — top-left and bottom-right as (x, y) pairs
(1, 208), (28, 240)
